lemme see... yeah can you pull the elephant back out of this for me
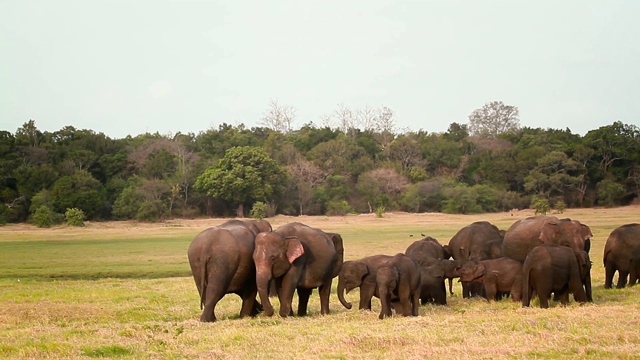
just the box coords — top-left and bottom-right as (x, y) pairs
(503, 216), (557, 262)
(448, 221), (503, 261)
(604, 223), (640, 263)
(405, 237), (445, 266)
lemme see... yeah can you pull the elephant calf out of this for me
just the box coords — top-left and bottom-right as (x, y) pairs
(376, 254), (421, 319)
(457, 258), (523, 302)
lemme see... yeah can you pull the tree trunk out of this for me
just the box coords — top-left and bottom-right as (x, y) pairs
(236, 203), (244, 218)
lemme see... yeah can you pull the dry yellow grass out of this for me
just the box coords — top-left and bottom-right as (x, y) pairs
(1, 206), (639, 359)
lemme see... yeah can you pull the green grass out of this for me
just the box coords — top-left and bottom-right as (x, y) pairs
(1, 208), (640, 359)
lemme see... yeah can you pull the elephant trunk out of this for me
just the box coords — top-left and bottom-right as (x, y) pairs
(337, 276), (352, 309)
(256, 269), (275, 317)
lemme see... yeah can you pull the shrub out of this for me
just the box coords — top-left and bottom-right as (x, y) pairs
(554, 200), (566, 214)
(135, 200), (165, 222)
(596, 179), (625, 207)
(250, 201), (267, 220)
(531, 196), (550, 215)
(32, 205), (53, 228)
(65, 208), (85, 227)
(375, 206), (385, 218)
(326, 200), (352, 216)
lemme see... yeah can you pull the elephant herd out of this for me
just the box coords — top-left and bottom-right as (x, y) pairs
(187, 217), (640, 322)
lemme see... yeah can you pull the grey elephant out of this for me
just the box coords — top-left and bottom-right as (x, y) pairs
(522, 245), (588, 308)
(418, 263), (447, 305)
(503, 216), (592, 263)
(337, 254), (392, 311)
(446, 221), (503, 297)
(404, 237), (449, 304)
(376, 253), (421, 319)
(253, 222), (344, 317)
(603, 223), (640, 288)
(187, 219), (272, 322)
(457, 257), (523, 302)
(405, 236), (448, 266)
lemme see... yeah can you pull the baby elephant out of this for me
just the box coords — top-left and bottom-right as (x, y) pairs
(457, 257), (523, 302)
(376, 254), (422, 319)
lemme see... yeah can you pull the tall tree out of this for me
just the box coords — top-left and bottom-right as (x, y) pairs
(261, 99), (296, 134)
(468, 101), (520, 138)
(194, 146), (286, 217)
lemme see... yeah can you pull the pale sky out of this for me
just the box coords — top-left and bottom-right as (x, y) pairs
(1, 1), (639, 139)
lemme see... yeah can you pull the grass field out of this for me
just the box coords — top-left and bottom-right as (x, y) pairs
(1, 207), (639, 359)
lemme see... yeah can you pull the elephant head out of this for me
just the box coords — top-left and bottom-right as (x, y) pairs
(253, 232), (304, 316)
(337, 261), (369, 309)
(457, 260), (485, 283)
(539, 218), (592, 253)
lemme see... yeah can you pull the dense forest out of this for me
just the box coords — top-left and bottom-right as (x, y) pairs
(1, 101), (639, 225)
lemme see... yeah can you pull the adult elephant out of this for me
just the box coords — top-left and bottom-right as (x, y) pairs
(187, 219), (272, 322)
(522, 245), (588, 308)
(405, 236), (448, 266)
(457, 257), (523, 302)
(446, 221), (503, 297)
(404, 237), (449, 304)
(603, 223), (640, 288)
(337, 255), (392, 311)
(503, 216), (592, 263)
(376, 253), (421, 319)
(253, 222), (344, 317)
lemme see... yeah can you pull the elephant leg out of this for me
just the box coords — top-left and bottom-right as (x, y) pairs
(297, 288), (312, 316)
(617, 270), (629, 289)
(239, 287), (258, 318)
(461, 281), (471, 298)
(201, 284), (225, 322)
(484, 281), (497, 302)
(359, 284), (376, 310)
(411, 290), (420, 316)
(604, 263), (615, 289)
(277, 279), (296, 318)
(318, 280), (332, 315)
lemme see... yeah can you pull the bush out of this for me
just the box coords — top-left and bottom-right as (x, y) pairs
(135, 200), (166, 222)
(531, 196), (550, 215)
(326, 200), (352, 216)
(375, 206), (385, 218)
(32, 205), (53, 228)
(65, 208), (85, 227)
(250, 201), (267, 220)
(597, 179), (625, 207)
(554, 200), (567, 214)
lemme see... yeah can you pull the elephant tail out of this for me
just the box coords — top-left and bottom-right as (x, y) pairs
(199, 256), (209, 310)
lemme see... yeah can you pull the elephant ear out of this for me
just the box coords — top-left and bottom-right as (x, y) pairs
(285, 236), (304, 264)
(473, 263), (486, 280)
(354, 262), (370, 282)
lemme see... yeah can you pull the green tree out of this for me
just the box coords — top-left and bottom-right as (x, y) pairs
(194, 146), (286, 217)
(596, 179), (625, 207)
(524, 151), (583, 199)
(50, 170), (105, 219)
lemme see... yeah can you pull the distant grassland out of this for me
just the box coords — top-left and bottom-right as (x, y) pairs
(1, 207), (639, 359)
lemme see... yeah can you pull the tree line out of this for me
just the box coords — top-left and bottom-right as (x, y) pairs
(1, 101), (639, 225)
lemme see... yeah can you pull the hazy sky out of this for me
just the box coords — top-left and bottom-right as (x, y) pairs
(1, 1), (639, 139)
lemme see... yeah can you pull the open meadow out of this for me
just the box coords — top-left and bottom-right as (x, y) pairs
(1, 207), (640, 359)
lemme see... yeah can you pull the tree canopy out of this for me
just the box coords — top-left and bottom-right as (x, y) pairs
(1, 103), (638, 224)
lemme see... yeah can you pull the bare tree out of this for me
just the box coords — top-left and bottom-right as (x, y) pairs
(357, 105), (378, 132)
(375, 106), (396, 158)
(468, 101), (520, 138)
(287, 157), (326, 215)
(261, 99), (296, 133)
